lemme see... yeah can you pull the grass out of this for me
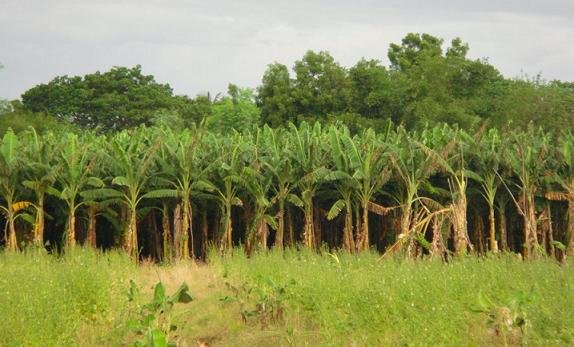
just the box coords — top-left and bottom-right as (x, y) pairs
(0, 248), (572, 346)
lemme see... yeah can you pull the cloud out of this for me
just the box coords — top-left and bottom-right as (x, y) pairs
(0, 0), (572, 99)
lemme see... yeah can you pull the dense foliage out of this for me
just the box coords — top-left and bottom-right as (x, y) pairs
(2, 33), (573, 134)
(0, 123), (573, 261)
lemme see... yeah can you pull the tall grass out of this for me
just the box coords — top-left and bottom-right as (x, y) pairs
(0, 248), (135, 346)
(217, 249), (574, 346)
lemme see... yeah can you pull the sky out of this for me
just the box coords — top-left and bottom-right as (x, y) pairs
(1, 0), (573, 100)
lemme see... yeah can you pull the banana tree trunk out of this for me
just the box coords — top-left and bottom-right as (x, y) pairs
(359, 202), (370, 251)
(274, 199), (285, 250)
(86, 205), (97, 248)
(544, 202), (555, 258)
(303, 198), (315, 249)
(523, 192), (539, 259)
(202, 210), (208, 259)
(497, 203), (508, 252)
(34, 194), (45, 246)
(66, 205), (76, 248)
(221, 200), (233, 252)
(430, 215), (445, 259)
(173, 203), (182, 259)
(488, 205), (498, 253)
(162, 202), (172, 262)
(287, 206), (294, 247)
(453, 191), (470, 256)
(6, 204), (17, 251)
(124, 207), (138, 260)
(259, 216), (268, 250)
(181, 199), (192, 260)
(397, 204), (416, 257)
(342, 197), (355, 252)
(567, 198), (574, 256)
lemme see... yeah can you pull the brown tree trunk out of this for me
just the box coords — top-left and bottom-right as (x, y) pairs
(430, 215), (445, 259)
(67, 208), (76, 248)
(303, 201), (315, 249)
(452, 193), (470, 256)
(397, 204), (416, 257)
(342, 204), (355, 252)
(34, 196), (45, 246)
(523, 193), (540, 259)
(202, 210), (208, 259)
(86, 205), (97, 248)
(181, 199), (191, 260)
(287, 206), (294, 247)
(173, 203), (182, 259)
(498, 204), (508, 252)
(7, 207), (18, 251)
(124, 208), (138, 260)
(274, 200), (285, 250)
(360, 203), (369, 251)
(488, 205), (498, 253)
(162, 202), (172, 262)
(567, 199), (574, 256)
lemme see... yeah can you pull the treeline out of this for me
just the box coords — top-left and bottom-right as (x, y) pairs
(2, 33), (573, 134)
(1, 123), (573, 260)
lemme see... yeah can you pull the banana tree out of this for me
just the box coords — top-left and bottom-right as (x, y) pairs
(205, 132), (247, 252)
(420, 126), (472, 256)
(20, 129), (61, 246)
(506, 128), (552, 258)
(388, 127), (446, 257)
(546, 132), (574, 256)
(85, 130), (158, 259)
(327, 127), (392, 252)
(260, 126), (299, 250)
(148, 126), (212, 260)
(467, 128), (504, 253)
(241, 129), (277, 252)
(288, 122), (328, 249)
(0, 129), (26, 251)
(52, 132), (102, 248)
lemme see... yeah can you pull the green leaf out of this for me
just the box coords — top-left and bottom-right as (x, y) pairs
(150, 328), (168, 347)
(153, 282), (166, 302)
(80, 188), (123, 200)
(231, 197), (243, 206)
(286, 194), (303, 207)
(86, 176), (105, 188)
(60, 187), (73, 200)
(327, 199), (346, 220)
(143, 189), (180, 199)
(112, 176), (129, 187)
(264, 214), (278, 230)
(552, 240), (566, 251)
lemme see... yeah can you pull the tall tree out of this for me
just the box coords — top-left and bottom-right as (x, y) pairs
(21, 65), (177, 131)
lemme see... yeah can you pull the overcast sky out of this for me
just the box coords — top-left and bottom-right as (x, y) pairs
(1, 0), (573, 100)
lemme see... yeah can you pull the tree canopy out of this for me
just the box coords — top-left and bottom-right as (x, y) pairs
(8, 32), (574, 134)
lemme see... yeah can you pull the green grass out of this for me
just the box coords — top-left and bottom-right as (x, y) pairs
(0, 248), (136, 346)
(215, 249), (574, 346)
(0, 248), (573, 346)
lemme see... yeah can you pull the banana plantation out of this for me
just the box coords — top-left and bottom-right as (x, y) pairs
(1, 123), (573, 261)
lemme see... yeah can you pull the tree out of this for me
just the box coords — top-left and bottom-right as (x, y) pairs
(52, 133), (99, 248)
(292, 51), (352, 120)
(348, 59), (392, 121)
(21, 65), (177, 131)
(21, 129), (61, 246)
(257, 63), (295, 127)
(208, 85), (260, 133)
(0, 130), (25, 251)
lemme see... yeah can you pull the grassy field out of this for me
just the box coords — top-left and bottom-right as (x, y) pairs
(0, 249), (573, 346)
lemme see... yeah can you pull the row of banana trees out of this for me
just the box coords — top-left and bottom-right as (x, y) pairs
(1, 123), (573, 261)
